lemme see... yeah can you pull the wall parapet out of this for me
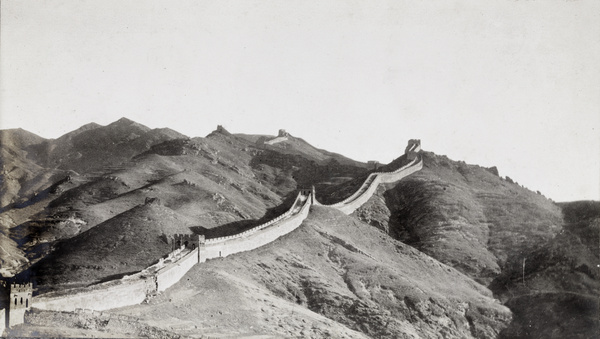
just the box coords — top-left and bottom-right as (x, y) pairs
(264, 136), (288, 145)
(204, 192), (307, 245)
(199, 192), (311, 262)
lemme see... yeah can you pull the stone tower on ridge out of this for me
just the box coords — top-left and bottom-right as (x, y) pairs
(405, 139), (421, 160)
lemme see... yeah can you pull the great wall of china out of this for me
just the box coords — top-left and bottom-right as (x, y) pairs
(1, 138), (422, 332)
(314, 140), (422, 214)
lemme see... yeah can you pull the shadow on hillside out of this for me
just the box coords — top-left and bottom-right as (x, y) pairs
(249, 150), (369, 199)
(0, 174), (69, 212)
(382, 180), (432, 245)
(498, 293), (599, 339)
(92, 270), (142, 285)
(316, 154), (410, 205)
(315, 175), (367, 205)
(190, 193), (300, 239)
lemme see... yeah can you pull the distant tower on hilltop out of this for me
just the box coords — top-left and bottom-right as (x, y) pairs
(405, 139), (421, 160)
(216, 125), (231, 135)
(263, 129), (290, 145)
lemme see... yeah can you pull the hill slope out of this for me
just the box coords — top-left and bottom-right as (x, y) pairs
(494, 200), (599, 338)
(353, 151), (563, 284)
(112, 207), (511, 338)
(2, 119), (596, 338)
(352, 151), (597, 338)
(4, 123), (368, 286)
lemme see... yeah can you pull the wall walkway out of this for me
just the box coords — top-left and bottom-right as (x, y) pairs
(314, 139), (422, 215)
(200, 192), (311, 261)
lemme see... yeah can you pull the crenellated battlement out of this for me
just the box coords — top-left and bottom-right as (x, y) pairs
(10, 283), (33, 293)
(170, 234), (204, 251)
(1, 281), (34, 330)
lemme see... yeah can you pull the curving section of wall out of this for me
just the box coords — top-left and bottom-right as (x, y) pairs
(32, 246), (195, 312)
(32, 192), (313, 313)
(336, 156), (422, 215)
(200, 192), (311, 261)
(316, 140), (423, 215)
(29, 139), (421, 315)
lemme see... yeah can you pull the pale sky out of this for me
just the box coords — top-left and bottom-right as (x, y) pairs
(1, 0), (599, 202)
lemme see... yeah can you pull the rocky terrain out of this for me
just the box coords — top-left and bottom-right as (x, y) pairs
(1, 118), (597, 338)
(352, 152), (598, 338)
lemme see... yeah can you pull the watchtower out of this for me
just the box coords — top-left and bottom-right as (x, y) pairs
(299, 186), (316, 205)
(367, 161), (380, 170)
(405, 139), (421, 160)
(8, 282), (32, 328)
(171, 234), (203, 251)
(278, 129), (289, 137)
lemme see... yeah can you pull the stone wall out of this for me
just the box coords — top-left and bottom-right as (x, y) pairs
(31, 246), (198, 312)
(32, 193), (312, 312)
(264, 136), (288, 145)
(155, 248), (199, 292)
(8, 308), (26, 328)
(316, 151), (423, 215)
(0, 308), (5, 336)
(33, 276), (153, 312)
(200, 192), (311, 261)
(27, 140), (421, 315)
(378, 157), (423, 184)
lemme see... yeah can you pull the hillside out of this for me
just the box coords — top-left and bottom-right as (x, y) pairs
(1, 119), (597, 338)
(353, 151), (563, 284)
(0, 129), (65, 208)
(236, 131), (366, 168)
(4, 122), (368, 287)
(351, 152), (597, 338)
(25, 117), (189, 174)
(494, 201), (599, 338)
(108, 207), (511, 338)
(0, 118), (186, 210)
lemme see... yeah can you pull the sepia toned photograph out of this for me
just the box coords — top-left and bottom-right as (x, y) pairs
(0, 1), (598, 338)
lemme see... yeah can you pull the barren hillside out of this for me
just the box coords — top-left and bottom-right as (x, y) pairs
(1, 119), (597, 338)
(4, 121), (368, 287)
(351, 152), (598, 338)
(110, 207), (511, 338)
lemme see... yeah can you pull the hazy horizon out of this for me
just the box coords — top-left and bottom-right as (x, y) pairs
(1, 0), (599, 202)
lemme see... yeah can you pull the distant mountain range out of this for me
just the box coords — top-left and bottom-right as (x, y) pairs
(0, 118), (597, 338)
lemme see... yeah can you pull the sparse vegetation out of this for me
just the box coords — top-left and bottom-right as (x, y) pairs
(1, 119), (597, 337)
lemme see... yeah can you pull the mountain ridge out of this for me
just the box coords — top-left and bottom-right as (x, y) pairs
(1, 118), (597, 338)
